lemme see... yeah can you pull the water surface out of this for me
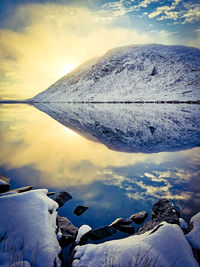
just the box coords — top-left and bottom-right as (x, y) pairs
(0, 103), (200, 240)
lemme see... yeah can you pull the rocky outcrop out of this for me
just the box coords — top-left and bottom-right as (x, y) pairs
(138, 199), (180, 234)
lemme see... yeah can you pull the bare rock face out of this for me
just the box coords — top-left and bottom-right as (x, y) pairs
(138, 199), (180, 234)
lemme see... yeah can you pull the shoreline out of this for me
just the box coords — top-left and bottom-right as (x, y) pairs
(0, 100), (200, 104)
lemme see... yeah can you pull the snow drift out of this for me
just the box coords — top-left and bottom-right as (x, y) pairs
(31, 44), (200, 102)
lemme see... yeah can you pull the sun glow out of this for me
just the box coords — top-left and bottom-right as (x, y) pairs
(59, 64), (77, 78)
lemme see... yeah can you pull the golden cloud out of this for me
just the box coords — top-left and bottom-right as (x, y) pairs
(0, 4), (151, 100)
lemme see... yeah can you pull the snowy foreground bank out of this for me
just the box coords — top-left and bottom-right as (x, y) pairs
(0, 188), (200, 267)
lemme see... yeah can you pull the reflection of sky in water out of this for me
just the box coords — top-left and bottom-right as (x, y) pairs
(0, 104), (200, 236)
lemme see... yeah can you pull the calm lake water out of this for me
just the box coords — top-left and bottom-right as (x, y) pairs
(0, 103), (200, 240)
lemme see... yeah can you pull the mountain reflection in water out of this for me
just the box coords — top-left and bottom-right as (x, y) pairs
(34, 103), (200, 153)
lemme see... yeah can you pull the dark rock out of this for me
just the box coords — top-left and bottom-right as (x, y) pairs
(0, 175), (10, 184)
(73, 205), (88, 216)
(0, 179), (10, 194)
(47, 192), (55, 196)
(109, 217), (132, 228)
(79, 234), (90, 246)
(9, 186), (33, 193)
(115, 225), (135, 234)
(130, 211), (148, 224)
(149, 126), (156, 135)
(138, 199), (180, 234)
(89, 226), (117, 241)
(151, 66), (157, 76)
(54, 191), (72, 208)
(187, 221), (194, 233)
(151, 199), (180, 223)
(56, 215), (78, 237)
(192, 249), (200, 265)
(58, 234), (75, 248)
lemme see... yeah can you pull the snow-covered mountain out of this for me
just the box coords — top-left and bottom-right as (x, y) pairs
(31, 44), (200, 102)
(33, 103), (200, 153)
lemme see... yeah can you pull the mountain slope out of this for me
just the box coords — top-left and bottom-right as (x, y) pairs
(32, 44), (200, 102)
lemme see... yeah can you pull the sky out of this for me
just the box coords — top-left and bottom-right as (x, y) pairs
(0, 0), (199, 100)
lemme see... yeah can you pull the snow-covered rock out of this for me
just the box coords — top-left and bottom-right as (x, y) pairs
(31, 44), (200, 102)
(186, 212), (200, 250)
(75, 225), (92, 244)
(0, 189), (61, 267)
(33, 102), (200, 153)
(73, 222), (198, 267)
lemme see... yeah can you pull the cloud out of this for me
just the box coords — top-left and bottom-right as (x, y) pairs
(0, 3), (151, 100)
(138, 0), (159, 8)
(100, 0), (136, 17)
(148, 0), (181, 19)
(148, 1), (200, 23)
(182, 3), (200, 23)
